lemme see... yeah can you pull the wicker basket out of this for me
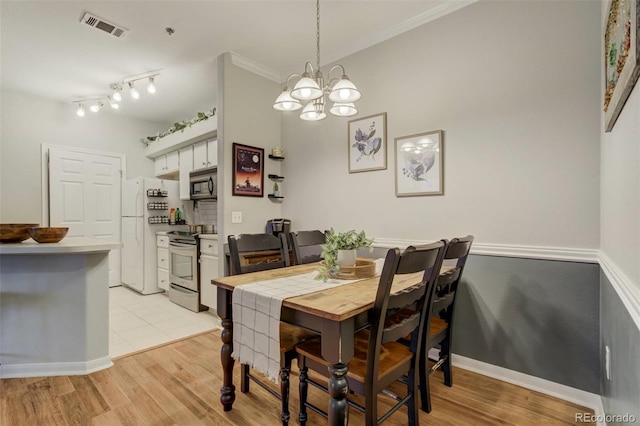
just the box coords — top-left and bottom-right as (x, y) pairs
(321, 258), (376, 280)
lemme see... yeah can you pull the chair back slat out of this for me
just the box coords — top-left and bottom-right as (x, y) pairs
(228, 233), (290, 275)
(290, 230), (326, 265)
(366, 242), (446, 386)
(443, 237), (473, 260)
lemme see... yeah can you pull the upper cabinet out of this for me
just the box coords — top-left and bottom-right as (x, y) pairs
(179, 146), (194, 200)
(154, 150), (179, 177)
(193, 139), (218, 171)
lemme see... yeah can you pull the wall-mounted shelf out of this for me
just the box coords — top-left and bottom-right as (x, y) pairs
(268, 155), (285, 160)
(268, 174), (284, 180)
(268, 194), (284, 200)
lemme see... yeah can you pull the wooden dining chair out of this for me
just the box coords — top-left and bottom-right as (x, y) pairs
(295, 241), (446, 426)
(289, 230), (326, 265)
(419, 235), (474, 413)
(227, 233), (318, 425)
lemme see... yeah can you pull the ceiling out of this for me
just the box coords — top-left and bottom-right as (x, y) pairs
(1, 1), (470, 124)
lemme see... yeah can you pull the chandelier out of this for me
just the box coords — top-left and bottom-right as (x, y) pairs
(273, 0), (361, 121)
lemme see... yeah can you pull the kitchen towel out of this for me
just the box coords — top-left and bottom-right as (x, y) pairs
(231, 259), (385, 383)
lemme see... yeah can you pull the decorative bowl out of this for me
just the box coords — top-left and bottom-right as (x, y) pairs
(0, 223), (40, 243)
(28, 227), (69, 243)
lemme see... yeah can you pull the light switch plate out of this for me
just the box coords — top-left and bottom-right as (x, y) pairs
(231, 211), (243, 224)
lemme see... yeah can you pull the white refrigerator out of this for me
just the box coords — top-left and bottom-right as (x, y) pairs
(121, 177), (180, 294)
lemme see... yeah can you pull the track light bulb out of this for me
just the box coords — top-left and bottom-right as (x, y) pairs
(112, 88), (122, 102)
(147, 77), (156, 94)
(90, 102), (103, 113)
(128, 82), (140, 100)
(108, 96), (119, 109)
(76, 103), (85, 117)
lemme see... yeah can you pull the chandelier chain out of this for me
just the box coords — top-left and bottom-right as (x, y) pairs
(316, 0), (320, 72)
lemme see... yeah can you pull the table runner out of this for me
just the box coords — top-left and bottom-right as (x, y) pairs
(231, 259), (385, 382)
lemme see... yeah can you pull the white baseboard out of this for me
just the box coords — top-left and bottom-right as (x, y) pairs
(0, 356), (113, 379)
(452, 354), (605, 426)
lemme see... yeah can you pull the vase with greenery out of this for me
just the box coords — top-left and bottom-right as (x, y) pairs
(273, 182), (280, 197)
(315, 228), (374, 281)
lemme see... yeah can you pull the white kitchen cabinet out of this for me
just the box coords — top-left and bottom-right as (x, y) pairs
(179, 146), (194, 200)
(193, 139), (218, 171)
(154, 150), (180, 177)
(156, 235), (170, 291)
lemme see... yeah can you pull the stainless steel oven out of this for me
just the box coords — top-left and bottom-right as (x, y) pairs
(168, 231), (207, 312)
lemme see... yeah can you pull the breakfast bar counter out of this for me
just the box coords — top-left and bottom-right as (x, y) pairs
(0, 238), (121, 378)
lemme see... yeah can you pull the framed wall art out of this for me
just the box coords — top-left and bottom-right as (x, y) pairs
(395, 130), (444, 197)
(348, 112), (387, 173)
(604, 0), (640, 132)
(232, 143), (264, 197)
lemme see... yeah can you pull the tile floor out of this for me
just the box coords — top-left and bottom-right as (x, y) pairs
(109, 285), (221, 358)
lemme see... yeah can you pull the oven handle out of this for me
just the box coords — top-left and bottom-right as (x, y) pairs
(170, 283), (195, 295)
(169, 242), (197, 253)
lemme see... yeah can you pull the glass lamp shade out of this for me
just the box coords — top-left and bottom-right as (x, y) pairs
(299, 102), (326, 121)
(328, 77), (361, 103)
(329, 102), (357, 117)
(273, 90), (302, 111)
(291, 76), (323, 101)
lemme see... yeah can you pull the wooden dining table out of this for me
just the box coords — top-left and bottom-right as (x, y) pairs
(212, 261), (441, 425)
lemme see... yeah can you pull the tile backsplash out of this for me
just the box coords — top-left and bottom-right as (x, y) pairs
(196, 200), (217, 224)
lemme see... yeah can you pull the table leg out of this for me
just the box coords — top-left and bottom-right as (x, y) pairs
(218, 288), (235, 411)
(321, 319), (354, 425)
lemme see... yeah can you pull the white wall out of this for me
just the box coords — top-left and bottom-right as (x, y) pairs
(281, 1), (601, 249)
(0, 89), (164, 223)
(218, 53), (283, 238)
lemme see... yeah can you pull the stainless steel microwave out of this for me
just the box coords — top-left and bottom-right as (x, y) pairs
(190, 167), (217, 200)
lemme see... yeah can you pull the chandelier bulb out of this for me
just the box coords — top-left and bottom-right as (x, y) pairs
(76, 103), (85, 117)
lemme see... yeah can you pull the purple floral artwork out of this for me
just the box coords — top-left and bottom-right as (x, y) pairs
(348, 113), (387, 173)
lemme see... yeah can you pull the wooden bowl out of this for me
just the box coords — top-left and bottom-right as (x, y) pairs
(28, 227), (69, 243)
(321, 258), (376, 280)
(0, 223), (40, 243)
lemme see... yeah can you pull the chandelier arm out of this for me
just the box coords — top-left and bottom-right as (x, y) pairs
(303, 62), (315, 76)
(316, 0), (321, 71)
(285, 73), (303, 89)
(328, 64), (346, 78)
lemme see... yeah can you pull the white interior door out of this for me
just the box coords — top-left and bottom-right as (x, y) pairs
(48, 147), (122, 287)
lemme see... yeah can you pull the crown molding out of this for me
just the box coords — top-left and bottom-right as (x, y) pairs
(281, 0), (477, 81)
(229, 52), (281, 83)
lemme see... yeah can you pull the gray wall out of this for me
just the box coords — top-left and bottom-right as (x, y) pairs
(281, 0), (601, 249)
(600, 273), (640, 422)
(455, 255), (600, 393)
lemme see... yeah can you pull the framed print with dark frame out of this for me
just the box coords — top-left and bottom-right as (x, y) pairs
(604, 0), (640, 132)
(395, 130), (444, 197)
(232, 143), (264, 197)
(348, 112), (387, 173)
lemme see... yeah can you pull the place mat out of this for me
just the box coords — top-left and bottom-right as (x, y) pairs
(231, 259), (385, 382)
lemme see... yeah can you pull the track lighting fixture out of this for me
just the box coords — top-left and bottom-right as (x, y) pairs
(128, 82), (140, 99)
(72, 71), (160, 116)
(89, 102), (103, 113)
(147, 76), (156, 94)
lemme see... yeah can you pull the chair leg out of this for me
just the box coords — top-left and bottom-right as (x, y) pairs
(280, 357), (291, 426)
(418, 356), (429, 412)
(298, 364), (308, 426)
(407, 368), (418, 426)
(441, 339), (453, 387)
(364, 388), (377, 426)
(241, 363), (250, 393)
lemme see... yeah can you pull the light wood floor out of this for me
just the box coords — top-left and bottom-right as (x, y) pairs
(0, 330), (593, 425)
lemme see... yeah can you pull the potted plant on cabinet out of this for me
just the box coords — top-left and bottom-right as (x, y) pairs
(316, 228), (374, 281)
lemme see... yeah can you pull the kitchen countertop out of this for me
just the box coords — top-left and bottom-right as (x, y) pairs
(199, 234), (218, 240)
(0, 238), (122, 255)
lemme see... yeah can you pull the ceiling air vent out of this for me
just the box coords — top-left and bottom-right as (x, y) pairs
(80, 12), (128, 39)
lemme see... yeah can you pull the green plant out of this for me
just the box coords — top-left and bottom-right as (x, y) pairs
(274, 182), (279, 193)
(141, 108), (216, 147)
(315, 228), (374, 281)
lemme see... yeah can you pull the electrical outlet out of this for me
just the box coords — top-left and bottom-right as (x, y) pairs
(231, 211), (243, 224)
(605, 345), (611, 380)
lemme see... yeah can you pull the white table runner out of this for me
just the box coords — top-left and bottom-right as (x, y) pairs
(231, 260), (385, 383)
